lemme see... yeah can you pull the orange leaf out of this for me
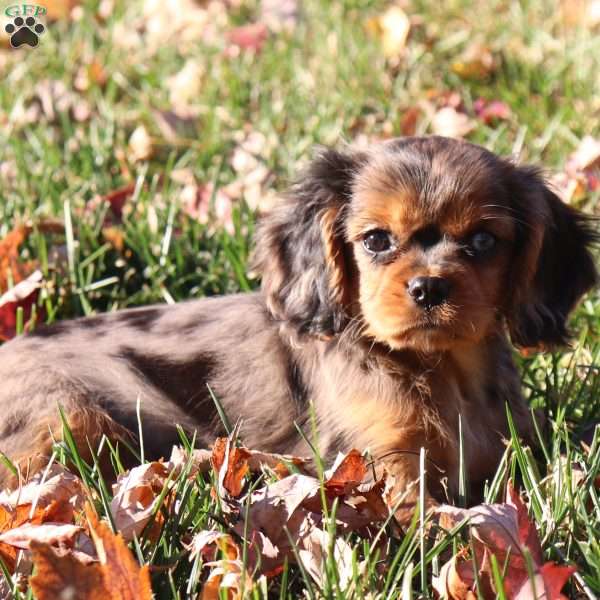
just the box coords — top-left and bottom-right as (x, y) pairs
(324, 449), (367, 495)
(0, 225), (28, 293)
(30, 541), (107, 600)
(87, 507), (153, 599)
(211, 437), (251, 498)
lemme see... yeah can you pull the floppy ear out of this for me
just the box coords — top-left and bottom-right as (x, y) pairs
(251, 147), (364, 337)
(506, 165), (598, 348)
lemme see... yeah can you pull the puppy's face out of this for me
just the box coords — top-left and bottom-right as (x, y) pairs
(254, 136), (597, 352)
(346, 145), (517, 351)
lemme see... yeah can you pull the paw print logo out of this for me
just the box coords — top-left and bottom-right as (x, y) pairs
(5, 16), (45, 48)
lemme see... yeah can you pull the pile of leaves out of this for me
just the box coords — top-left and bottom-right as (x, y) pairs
(0, 430), (578, 599)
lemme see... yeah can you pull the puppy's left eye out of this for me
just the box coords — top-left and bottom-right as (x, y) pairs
(363, 229), (394, 254)
(469, 231), (496, 253)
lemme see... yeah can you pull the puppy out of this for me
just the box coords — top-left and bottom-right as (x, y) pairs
(0, 136), (596, 518)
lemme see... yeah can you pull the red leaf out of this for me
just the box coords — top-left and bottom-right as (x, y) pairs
(0, 270), (43, 341)
(103, 182), (135, 220)
(226, 23), (268, 52)
(539, 564), (577, 600)
(474, 99), (511, 124)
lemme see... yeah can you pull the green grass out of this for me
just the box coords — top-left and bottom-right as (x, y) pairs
(1, 0), (599, 597)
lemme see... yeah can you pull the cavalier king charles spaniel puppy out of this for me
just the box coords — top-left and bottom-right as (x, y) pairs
(0, 136), (597, 518)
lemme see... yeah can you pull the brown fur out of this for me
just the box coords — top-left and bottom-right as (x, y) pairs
(0, 137), (596, 518)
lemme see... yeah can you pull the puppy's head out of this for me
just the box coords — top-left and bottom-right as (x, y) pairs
(253, 137), (598, 351)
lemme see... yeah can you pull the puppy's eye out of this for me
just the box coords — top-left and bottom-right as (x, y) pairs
(469, 231), (496, 253)
(363, 229), (394, 254)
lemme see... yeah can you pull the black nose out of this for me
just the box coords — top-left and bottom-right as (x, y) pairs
(407, 276), (451, 309)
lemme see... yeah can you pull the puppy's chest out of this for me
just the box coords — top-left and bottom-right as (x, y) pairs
(316, 349), (508, 474)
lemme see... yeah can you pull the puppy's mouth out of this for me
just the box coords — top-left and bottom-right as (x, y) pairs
(393, 316), (455, 337)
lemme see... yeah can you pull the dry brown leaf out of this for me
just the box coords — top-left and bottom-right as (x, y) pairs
(88, 507), (153, 599)
(211, 437), (251, 498)
(431, 107), (475, 138)
(551, 136), (600, 203)
(128, 125), (153, 162)
(167, 60), (204, 115)
(167, 445), (212, 477)
(433, 550), (478, 600)
(30, 541), (106, 600)
(0, 522), (82, 550)
(181, 183), (236, 234)
(260, 0), (299, 32)
(451, 43), (495, 79)
(297, 524), (357, 590)
(110, 461), (170, 541)
(366, 5), (411, 58)
(0, 464), (86, 513)
(566, 136), (600, 173)
(324, 449), (367, 495)
(435, 483), (575, 599)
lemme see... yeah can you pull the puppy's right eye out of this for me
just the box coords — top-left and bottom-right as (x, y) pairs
(363, 229), (394, 254)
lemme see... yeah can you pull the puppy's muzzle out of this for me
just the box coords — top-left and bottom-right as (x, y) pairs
(407, 276), (451, 310)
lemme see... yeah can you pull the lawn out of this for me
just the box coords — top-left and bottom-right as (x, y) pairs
(0, 0), (599, 598)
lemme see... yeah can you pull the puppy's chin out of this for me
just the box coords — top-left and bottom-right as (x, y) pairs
(364, 317), (494, 353)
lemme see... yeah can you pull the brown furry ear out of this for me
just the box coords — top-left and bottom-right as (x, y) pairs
(251, 147), (365, 336)
(506, 165), (598, 348)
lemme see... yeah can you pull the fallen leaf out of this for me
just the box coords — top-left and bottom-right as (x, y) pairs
(431, 106), (475, 138)
(110, 461), (170, 541)
(102, 227), (125, 252)
(452, 43), (496, 79)
(514, 564), (576, 600)
(324, 449), (367, 495)
(181, 183), (236, 234)
(566, 136), (600, 173)
(0, 225), (29, 293)
(551, 136), (600, 203)
(139, 0), (222, 54)
(435, 483), (576, 599)
(297, 525), (357, 590)
(167, 60), (204, 115)
(189, 530), (239, 561)
(211, 437), (251, 498)
(226, 23), (269, 53)
(0, 270), (43, 341)
(0, 464), (85, 512)
(432, 549), (477, 600)
(30, 541), (106, 600)
(0, 522), (83, 550)
(88, 507), (153, 599)
(367, 5), (411, 58)
(153, 109), (198, 143)
(473, 99), (511, 125)
(103, 182), (136, 220)
(128, 125), (153, 162)
(260, 0), (299, 32)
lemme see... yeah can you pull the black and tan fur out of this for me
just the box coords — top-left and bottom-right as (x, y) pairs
(0, 136), (596, 517)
